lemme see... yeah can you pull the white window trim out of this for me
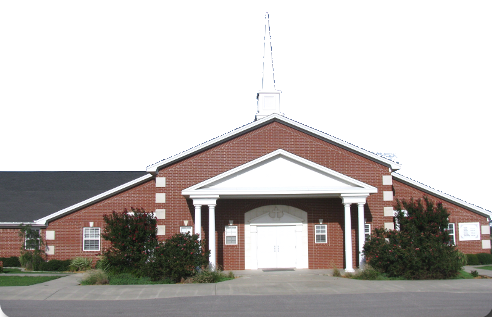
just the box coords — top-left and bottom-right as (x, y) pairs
(225, 225), (238, 245)
(447, 223), (456, 245)
(24, 229), (40, 250)
(364, 224), (371, 241)
(83, 227), (101, 251)
(315, 224), (327, 243)
(180, 226), (193, 234)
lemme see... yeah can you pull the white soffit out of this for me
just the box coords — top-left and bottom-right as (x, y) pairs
(182, 149), (377, 197)
(147, 114), (402, 173)
(392, 173), (492, 219)
(34, 174), (154, 225)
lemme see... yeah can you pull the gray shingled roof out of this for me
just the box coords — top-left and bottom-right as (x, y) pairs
(0, 172), (147, 223)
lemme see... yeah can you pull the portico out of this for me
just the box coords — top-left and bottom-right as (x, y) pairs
(183, 149), (377, 271)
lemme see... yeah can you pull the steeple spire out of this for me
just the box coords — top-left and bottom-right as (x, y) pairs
(255, 12), (282, 121)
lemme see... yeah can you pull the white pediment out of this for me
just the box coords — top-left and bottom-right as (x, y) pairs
(182, 149), (377, 198)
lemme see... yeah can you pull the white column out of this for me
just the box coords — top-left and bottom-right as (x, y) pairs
(344, 203), (354, 273)
(194, 204), (202, 240)
(358, 203), (365, 268)
(208, 203), (216, 269)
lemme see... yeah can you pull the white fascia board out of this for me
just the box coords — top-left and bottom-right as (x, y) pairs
(182, 149), (377, 196)
(34, 174), (154, 225)
(147, 114), (401, 173)
(392, 173), (492, 220)
(0, 222), (45, 229)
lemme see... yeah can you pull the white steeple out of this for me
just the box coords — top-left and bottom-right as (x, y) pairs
(255, 12), (282, 121)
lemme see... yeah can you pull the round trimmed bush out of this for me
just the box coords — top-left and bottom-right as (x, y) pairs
(476, 253), (492, 265)
(466, 254), (480, 265)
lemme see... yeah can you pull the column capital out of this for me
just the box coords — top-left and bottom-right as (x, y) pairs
(341, 194), (369, 205)
(191, 195), (219, 207)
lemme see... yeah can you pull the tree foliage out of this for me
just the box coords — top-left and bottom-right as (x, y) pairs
(145, 232), (210, 282)
(101, 208), (158, 275)
(363, 196), (464, 279)
(18, 224), (44, 271)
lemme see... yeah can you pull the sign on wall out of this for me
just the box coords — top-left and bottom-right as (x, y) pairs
(458, 222), (481, 241)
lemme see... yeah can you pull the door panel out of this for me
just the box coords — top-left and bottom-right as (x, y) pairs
(257, 226), (296, 268)
(276, 226), (296, 268)
(257, 226), (277, 268)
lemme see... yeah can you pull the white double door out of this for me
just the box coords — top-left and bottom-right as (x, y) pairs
(257, 225), (296, 269)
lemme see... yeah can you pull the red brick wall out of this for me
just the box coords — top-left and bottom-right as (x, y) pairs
(157, 121), (390, 269)
(41, 180), (158, 263)
(393, 179), (490, 254)
(0, 121), (392, 269)
(0, 229), (22, 258)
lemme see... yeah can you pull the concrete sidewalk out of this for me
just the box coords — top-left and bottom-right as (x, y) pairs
(1, 267), (492, 301)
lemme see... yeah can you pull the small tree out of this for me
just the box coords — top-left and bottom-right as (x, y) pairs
(145, 232), (210, 282)
(101, 208), (158, 275)
(363, 196), (463, 279)
(18, 224), (45, 271)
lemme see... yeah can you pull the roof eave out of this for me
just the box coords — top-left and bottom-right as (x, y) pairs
(392, 173), (492, 220)
(146, 114), (402, 173)
(34, 174), (154, 225)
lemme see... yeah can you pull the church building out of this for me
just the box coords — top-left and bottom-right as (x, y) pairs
(0, 15), (490, 272)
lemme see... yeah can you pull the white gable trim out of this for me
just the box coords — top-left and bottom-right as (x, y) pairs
(393, 173), (492, 220)
(182, 149), (377, 198)
(33, 174), (154, 225)
(146, 114), (401, 173)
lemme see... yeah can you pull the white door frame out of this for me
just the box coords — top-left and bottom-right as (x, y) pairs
(245, 205), (308, 270)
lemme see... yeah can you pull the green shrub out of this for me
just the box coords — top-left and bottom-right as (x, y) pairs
(39, 259), (71, 271)
(476, 253), (492, 265)
(470, 270), (479, 277)
(144, 232), (210, 282)
(18, 225), (45, 271)
(101, 208), (158, 276)
(332, 267), (341, 277)
(80, 269), (109, 285)
(354, 265), (382, 280)
(19, 250), (44, 271)
(466, 254), (480, 265)
(107, 273), (173, 285)
(192, 266), (231, 283)
(0, 257), (21, 267)
(364, 196), (462, 279)
(69, 257), (93, 271)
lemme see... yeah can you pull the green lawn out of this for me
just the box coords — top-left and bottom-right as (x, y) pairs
(0, 275), (62, 286)
(475, 266), (492, 271)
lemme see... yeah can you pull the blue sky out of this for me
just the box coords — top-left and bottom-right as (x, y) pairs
(1, 1), (491, 212)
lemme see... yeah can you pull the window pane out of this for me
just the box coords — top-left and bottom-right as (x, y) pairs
(315, 235), (326, 243)
(84, 240), (99, 250)
(226, 236), (237, 245)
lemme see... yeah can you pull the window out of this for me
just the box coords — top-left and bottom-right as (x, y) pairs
(364, 224), (371, 241)
(447, 223), (456, 245)
(315, 225), (327, 243)
(225, 226), (238, 245)
(180, 226), (193, 234)
(83, 227), (100, 251)
(25, 229), (40, 250)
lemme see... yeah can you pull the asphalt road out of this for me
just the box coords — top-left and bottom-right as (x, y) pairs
(2, 292), (492, 317)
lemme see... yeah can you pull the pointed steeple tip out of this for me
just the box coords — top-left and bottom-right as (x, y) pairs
(256, 12), (282, 121)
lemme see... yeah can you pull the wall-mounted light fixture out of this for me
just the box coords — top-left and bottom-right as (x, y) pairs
(229, 220), (233, 225)
(184, 220), (188, 226)
(319, 219), (323, 224)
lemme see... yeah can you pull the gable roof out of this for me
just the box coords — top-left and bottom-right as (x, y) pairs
(146, 114), (402, 173)
(0, 171), (148, 225)
(182, 149), (377, 198)
(393, 173), (492, 220)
